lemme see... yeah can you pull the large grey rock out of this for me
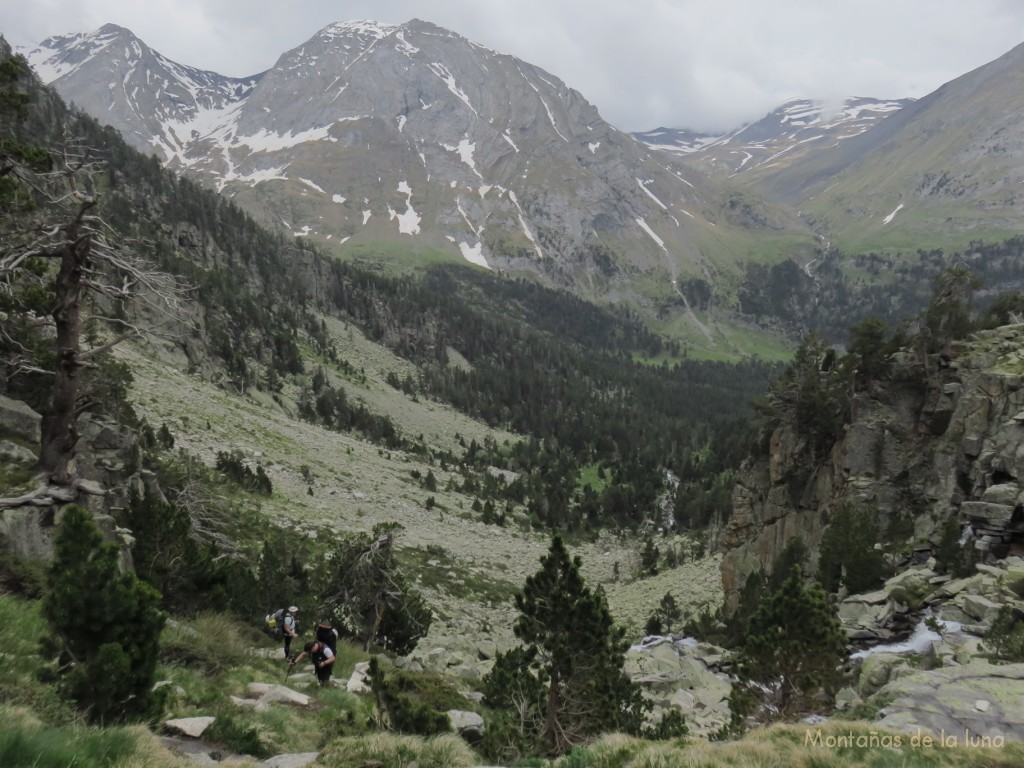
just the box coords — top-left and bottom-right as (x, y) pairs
(257, 685), (311, 707)
(0, 395), (41, 443)
(346, 660), (371, 693)
(875, 661), (1024, 741)
(447, 709), (485, 742)
(961, 594), (1002, 623)
(164, 716), (215, 738)
(962, 501), (1015, 527)
(981, 483), (1021, 506)
(0, 508), (55, 563)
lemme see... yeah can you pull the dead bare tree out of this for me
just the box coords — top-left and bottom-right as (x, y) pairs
(1, 132), (193, 496)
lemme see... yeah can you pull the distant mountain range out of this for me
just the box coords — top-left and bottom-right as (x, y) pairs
(633, 97), (911, 177)
(18, 22), (1024, 340)
(24, 21), (792, 320)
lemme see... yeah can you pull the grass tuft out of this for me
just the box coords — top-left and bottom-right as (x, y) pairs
(318, 730), (477, 768)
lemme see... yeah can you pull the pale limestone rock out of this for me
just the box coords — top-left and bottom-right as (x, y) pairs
(257, 685), (311, 707)
(164, 716), (215, 738)
(347, 661), (371, 693)
(258, 754), (320, 768)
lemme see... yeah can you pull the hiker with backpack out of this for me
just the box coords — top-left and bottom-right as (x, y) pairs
(282, 606), (299, 660)
(290, 639), (336, 686)
(267, 606), (301, 659)
(316, 619), (339, 654)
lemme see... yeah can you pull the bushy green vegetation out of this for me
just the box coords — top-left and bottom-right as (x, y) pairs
(729, 567), (847, 728)
(316, 522), (432, 655)
(0, 707), (158, 768)
(368, 657), (460, 736)
(818, 504), (887, 594)
(480, 537), (662, 760)
(982, 606), (1024, 662)
(42, 505), (166, 724)
(739, 239), (1024, 346)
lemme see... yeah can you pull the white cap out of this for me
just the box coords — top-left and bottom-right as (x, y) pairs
(288, 606), (298, 613)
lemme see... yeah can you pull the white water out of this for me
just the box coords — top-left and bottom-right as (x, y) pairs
(852, 614), (963, 660)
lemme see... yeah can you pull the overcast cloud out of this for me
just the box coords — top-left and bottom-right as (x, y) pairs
(3, 0), (1023, 133)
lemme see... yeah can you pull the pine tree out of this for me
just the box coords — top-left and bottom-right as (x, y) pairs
(658, 591), (681, 634)
(318, 523), (431, 655)
(729, 566), (846, 727)
(486, 535), (647, 754)
(42, 505), (166, 723)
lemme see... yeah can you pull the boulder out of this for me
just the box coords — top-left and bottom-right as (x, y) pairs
(961, 501), (1015, 527)
(1004, 563), (1024, 597)
(981, 484), (1020, 506)
(347, 661), (371, 693)
(0, 395), (41, 443)
(257, 685), (311, 707)
(962, 594), (1002, 623)
(164, 716), (215, 738)
(834, 687), (860, 712)
(446, 709), (484, 743)
(0, 508), (55, 563)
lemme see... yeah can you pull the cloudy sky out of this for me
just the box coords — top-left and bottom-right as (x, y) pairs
(3, 0), (1023, 133)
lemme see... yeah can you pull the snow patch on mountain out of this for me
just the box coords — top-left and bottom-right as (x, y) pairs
(236, 125), (337, 154)
(883, 202), (905, 224)
(636, 218), (667, 251)
(637, 178), (668, 210)
(390, 181), (421, 235)
(429, 61), (477, 116)
(459, 241), (490, 268)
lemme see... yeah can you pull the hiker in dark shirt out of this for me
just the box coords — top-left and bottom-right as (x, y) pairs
(291, 639), (335, 686)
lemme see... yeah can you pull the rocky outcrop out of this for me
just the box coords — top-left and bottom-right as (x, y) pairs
(625, 636), (732, 735)
(0, 396), (155, 570)
(721, 325), (1024, 612)
(875, 661), (1024, 741)
(0, 394), (41, 443)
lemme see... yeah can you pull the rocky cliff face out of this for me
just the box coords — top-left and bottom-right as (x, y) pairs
(720, 324), (1024, 612)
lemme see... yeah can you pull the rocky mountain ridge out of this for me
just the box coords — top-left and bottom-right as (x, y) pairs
(635, 96), (911, 177)
(23, 20), (795, 316)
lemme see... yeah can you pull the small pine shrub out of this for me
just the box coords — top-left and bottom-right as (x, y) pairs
(983, 606), (1024, 662)
(368, 657), (456, 737)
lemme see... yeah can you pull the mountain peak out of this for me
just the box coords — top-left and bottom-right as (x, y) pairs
(317, 20), (397, 41)
(94, 23), (134, 38)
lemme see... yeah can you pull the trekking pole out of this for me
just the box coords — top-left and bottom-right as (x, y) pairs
(284, 659), (295, 683)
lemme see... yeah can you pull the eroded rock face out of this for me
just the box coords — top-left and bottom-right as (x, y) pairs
(720, 326), (1024, 613)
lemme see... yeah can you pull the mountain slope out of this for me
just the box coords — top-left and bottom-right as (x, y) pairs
(22, 20), (814, 336)
(636, 97), (910, 181)
(755, 43), (1024, 252)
